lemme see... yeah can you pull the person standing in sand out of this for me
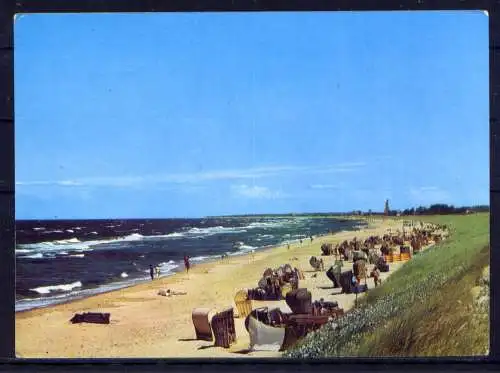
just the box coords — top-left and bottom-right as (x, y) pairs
(184, 255), (191, 274)
(149, 265), (154, 281)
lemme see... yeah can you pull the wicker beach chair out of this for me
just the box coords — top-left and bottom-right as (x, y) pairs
(294, 268), (305, 280)
(263, 268), (274, 277)
(326, 266), (341, 288)
(247, 315), (286, 352)
(285, 314), (330, 339)
(211, 307), (236, 348)
(285, 288), (312, 314)
(281, 283), (293, 299)
(309, 256), (324, 271)
(339, 270), (355, 294)
(192, 308), (215, 341)
(234, 290), (252, 319)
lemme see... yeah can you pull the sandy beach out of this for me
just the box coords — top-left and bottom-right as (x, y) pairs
(16, 218), (416, 358)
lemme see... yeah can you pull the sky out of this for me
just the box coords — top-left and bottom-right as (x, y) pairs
(14, 11), (489, 219)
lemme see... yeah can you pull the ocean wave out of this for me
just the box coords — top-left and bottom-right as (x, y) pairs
(69, 254), (85, 258)
(259, 234), (275, 238)
(19, 253), (44, 259)
(30, 281), (82, 295)
(185, 226), (248, 236)
(32, 227), (45, 231)
(15, 249), (31, 254)
(17, 233), (145, 254)
(120, 272), (128, 278)
(66, 229), (74, 233)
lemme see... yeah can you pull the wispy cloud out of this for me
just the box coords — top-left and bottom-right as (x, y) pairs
(309, 184), (343, 190)
(409, 186), (451, 204)
(16, 162), (366, 189)
(230, 184), (288, 199)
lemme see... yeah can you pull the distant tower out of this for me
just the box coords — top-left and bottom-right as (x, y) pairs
(384, 199), (390, 216)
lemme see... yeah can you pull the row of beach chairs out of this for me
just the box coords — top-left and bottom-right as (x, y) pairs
(192, 288), (344, 351)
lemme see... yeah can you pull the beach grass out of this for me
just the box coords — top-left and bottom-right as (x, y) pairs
(284, 213), (489, 357)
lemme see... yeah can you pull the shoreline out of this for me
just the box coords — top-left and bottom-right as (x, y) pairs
(16, 217), (407, 358)
(16, 220), (368, 314)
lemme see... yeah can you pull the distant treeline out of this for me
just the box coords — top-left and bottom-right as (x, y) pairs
(375, 204), (489, 216)
(219, 204), (489, 218)
(398, 204), (489, 216)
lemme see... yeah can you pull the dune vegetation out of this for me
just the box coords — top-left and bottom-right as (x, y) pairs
(284, 213), (490, 357)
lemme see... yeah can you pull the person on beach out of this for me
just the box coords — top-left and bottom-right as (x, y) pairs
(149, 265), (154, 281)
(184, 255), (191, 274)
(371, 266), (381, 287)
(300, 239), (303, 246)
(310, 235), (313, 243)
(155, 266), (161, 278)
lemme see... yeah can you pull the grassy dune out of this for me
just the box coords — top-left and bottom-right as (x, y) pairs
(284, 213), (490, 357)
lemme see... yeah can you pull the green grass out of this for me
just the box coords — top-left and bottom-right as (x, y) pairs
(284, 213), (490, 357)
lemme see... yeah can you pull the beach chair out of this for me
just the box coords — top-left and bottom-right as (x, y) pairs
(401, 252), (411, 261)
(281, 283), (293, 299)
(285, 314), (330, 339)
(295, 268), (305, 280)
(247, 315), (286, 352)
(211, 307), (236, 348)
(285, 288), (312, 314)
(244, 307), (272, 331)
(192, 308), (215, 341)
(263, 268), (274, 277)
(309, 256), (324, 271)
(339, 270), (355, 294)
(326, 266), (341, 288)
(234, 290), (253, 319)
(393, 253), (402, 262)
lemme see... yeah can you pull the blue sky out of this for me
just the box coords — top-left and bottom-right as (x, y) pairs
(15, 11), (489, 219)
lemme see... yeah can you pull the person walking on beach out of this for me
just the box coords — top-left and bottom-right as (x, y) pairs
(149, 265), (154, 281)
(155, 265), (161, 279)
(184, 255), (191, 274)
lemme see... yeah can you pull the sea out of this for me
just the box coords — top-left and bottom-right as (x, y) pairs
(15, 216), (366, 312)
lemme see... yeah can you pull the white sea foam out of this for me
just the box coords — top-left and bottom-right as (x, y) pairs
(66, 229), (74, 233)
(186, 226), (248, 236)
(69, 254), (85, 258)
(120, 272), (128, 278)
(33, 227), (45, 231)
(21, 253), (44, 259)
(30, 281), (82, 294)
(15, 249), (31, 254)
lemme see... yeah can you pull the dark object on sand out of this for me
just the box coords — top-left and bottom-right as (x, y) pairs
(353, 284), (368, 294)
(339, 270), (355, 294)
(211, 307), (236, 348)
(375, 257), (390, 272)
(326, 266), (341, 288)
(378, 263), (390, 272)
(192, 308), (214, 341)
(321, 243), (334, 256)
(309, 256), (324, 271)
(285, 288), (312, 314)
(247, 287), (266, 300)
(70, 312), (110, 324)
(400, 245), (411, 254)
